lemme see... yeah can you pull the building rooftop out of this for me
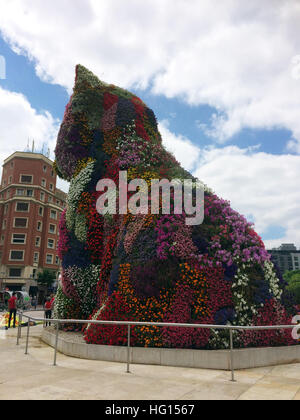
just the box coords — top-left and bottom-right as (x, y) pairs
(3, 151), (54, 167)
(270, 244), (298, 251)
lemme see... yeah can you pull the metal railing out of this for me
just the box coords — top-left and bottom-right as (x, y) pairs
(15, 311), (298, 382)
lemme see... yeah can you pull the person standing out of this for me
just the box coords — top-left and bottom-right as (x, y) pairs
(50, 294), (55, 307)
(31, 296), (37, 310)
(44, 298), (52, 327)
(6, 292), (17, 329)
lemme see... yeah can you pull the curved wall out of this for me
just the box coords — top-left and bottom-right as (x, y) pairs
(42, 329), (300, 371)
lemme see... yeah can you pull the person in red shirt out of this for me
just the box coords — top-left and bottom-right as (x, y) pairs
(7, 292), (17, 329)
(44, 298), (52, 327)
(50, 294), (55, 307)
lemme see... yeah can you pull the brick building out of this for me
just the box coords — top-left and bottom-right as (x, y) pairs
(0, 152), (67, 294)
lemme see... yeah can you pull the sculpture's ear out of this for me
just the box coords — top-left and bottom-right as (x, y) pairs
(74, 64), (106, 92)
(54, 64), (160, 181)
(54, 65), (106, 181)
(71, 65), (106, 130)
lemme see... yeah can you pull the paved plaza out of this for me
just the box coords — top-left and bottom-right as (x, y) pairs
(1, 313), (300, 400)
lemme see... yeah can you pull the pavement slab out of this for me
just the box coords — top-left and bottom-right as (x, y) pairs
(1, 322), (300, 400)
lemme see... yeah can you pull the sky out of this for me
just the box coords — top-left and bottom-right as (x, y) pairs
(0, 0), (299, 249)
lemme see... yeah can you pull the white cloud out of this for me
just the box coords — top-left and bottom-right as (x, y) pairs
(0, 81), (297, 247)
(0, 1), (299, 240)
(291, 55), (300, 81)
(196, 146), (300, 249)
(56, 178), (69, 193)
(159, 120), (201, 171)
(158, 123), (300, 249)
(195, 146), (300, 247)
(0, 86), (60, 178)
(0, 0), (300, 149)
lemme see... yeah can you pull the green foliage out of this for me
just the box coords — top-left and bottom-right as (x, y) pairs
(283, 270), (300, 283)
(74, 213), (88, 242)
(37, 269), (56, 287)
(284, 270), (300, 304)
(53, 285), (78, 319)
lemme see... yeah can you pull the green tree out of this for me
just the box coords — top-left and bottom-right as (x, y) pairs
(37, 269), (56, 288)
(284, 270), (300, 304)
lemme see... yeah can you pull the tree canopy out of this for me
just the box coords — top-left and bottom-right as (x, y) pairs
(37, 269), (56, 288)
(284, 270), (300, 304)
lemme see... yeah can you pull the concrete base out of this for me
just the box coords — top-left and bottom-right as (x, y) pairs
(41, 328), (300, 371)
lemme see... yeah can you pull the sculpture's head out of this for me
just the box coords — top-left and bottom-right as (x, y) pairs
(54, 65), (160, 181)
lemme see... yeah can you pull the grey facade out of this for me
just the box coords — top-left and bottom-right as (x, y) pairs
(268, 244), (300, 275)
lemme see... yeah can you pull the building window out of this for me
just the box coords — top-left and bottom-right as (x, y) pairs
(43, 165), (47, 173)
(12, 234), (26, 244)
(9, 268), (22, 278)
(2, 220), (7, 230)
(49, 183), (54, 191)
(4, 204), (8, 215)
(8, 176), (12, 184)
(35, 237), (41, 247)
(47, 238), (55, 249)
(48, 195), (53, 203)
(33, 252), (39, 264)
(10, 162), (14, 169)
(55, 256), (60, 265)
(0, 235), (4, 245)
(20, 174), (33, 184)
(16, 202), (30, 212)
(51, 170), (54, 177)
(10, 250), (24, 261)
(46, 254), (53, 265)
(16, 189), (24, 196)
(41, 178), (46, 188)
(26, 189), (33, 197)
(50, 210), (57, 220)
(37, 221), (43, 232)
(49, 224), (56, 234)
(40, 192), (45, 202)
(39, 207), (44, 216)
(14, 218), (28, 228)
(6, 190), (10, 199)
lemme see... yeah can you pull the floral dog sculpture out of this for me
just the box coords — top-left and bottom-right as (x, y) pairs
(54, 65), (294, 349)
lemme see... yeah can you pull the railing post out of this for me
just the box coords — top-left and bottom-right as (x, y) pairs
(25, 317), (31, 355)
(53, 321), (59, 366)
(229, 328), (236, 382)
(127, 324), (131, 374)
(17, 312), (23, 345)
